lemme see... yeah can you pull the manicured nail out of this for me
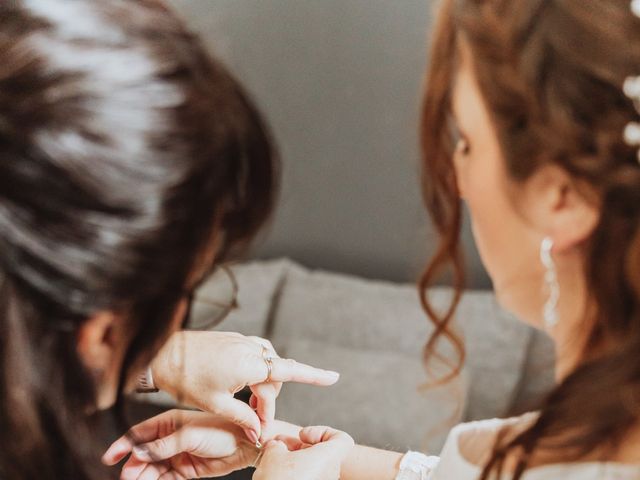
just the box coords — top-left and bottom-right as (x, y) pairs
(245, 428), (260, 445)
(327, 370), (340, 379)
(132, 446), (151, 461)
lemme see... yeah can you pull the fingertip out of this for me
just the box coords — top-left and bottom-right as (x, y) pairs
(102, 439), (132, 465)
(274, 434), (306, 451)
(264, 439), (287, 452)
(321, 370), (340, 384)
(298, 426), (318, 443)
(101, 449), (114, 466)
(215, 396), (262, 438)
(119, 454), (148, 480)
(238, 402), (262, 435)
(244, 427), (260, 446)
(298, 425), (332, 445)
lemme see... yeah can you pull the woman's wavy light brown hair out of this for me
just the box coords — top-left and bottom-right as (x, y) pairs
(420, 0), (640, 477)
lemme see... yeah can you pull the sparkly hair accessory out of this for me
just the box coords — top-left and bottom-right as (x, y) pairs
(624, 1), (640, 162)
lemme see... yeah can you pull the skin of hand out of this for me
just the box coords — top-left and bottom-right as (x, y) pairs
(149, 331), (340, 443)
(104, 411), (400, 480)
(262, 422), (404, 480)
(102, 409), (261, 480)
(253, 426), (355, 480)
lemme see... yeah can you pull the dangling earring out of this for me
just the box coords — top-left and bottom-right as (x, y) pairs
(540, 237), (559, 329)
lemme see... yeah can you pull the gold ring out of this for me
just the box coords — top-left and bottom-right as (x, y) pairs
(261, 346), (274, 383)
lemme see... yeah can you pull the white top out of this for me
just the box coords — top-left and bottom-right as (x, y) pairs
(423, 415), (640, 479)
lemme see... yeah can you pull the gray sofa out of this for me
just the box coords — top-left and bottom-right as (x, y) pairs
(143, 258), (555, 454)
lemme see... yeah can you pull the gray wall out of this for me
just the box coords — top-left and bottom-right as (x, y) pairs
(169, 0), (489, 288)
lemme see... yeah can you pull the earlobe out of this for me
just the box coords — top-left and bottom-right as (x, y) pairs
(523, 164), (600, 254)
(76, 311), (119, 372)
(76, 310), (132, 410)
(549, 181), (600, 254)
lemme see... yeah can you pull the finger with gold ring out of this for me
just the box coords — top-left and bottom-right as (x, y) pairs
(261, 346), (274, 383)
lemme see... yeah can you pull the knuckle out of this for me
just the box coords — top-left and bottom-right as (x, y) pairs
(284, 358), (297, 367)
(209, 404), (223, 416)
(152, 437), (168, 454)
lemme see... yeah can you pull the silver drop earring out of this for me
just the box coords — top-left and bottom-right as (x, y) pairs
(540, 237), (559, 329)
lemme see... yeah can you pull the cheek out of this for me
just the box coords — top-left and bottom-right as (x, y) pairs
(461, 154), (531, 288)
(466, 178), (514, 281)
(462, 159), (545, 325)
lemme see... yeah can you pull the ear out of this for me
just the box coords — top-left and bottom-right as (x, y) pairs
(76, 311), (122, 373)
(521, 163), (600, 253)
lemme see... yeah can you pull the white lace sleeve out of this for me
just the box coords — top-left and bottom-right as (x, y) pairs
(395, 451), (440, 480)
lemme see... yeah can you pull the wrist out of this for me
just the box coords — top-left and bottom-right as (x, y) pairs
(135, 365), (159, 393)
(340, 444), (403, 480)
(147, 332), (179, 393)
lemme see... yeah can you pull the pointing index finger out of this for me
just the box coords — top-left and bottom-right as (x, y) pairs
(267, 358), (340, 386)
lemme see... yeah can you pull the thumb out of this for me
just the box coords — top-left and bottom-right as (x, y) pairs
(261, 439), (289, 459)
(131, 431), (188, 462)
(253, 440), (289, 479)
(299, 426), (352, 446)
(208, 394), (262, 441)
(297, 426), (354, 460)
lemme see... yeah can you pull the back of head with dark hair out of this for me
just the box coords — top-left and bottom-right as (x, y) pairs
(0, 1), (278, 478)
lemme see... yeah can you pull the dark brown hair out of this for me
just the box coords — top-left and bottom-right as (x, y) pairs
(420, 0), (640, 478)
(0, 1), (277, 478)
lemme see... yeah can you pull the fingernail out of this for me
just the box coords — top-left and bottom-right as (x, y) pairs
(132, 446), (151, 461)
(245, 428), (260, 445)
(327, 370), (340, 379)
(265, 439), (285, 449)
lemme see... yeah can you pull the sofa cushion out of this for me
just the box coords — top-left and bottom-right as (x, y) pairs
(275, 338), (466, 453)
(452, 292), (542, 420)
(193, 259), (292, 336)
(268, 262), (538, 422)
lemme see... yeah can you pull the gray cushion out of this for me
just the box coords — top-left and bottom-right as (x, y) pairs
(193, 259), (292, 336)
(267, 262), (539, 422)
(453, 292), (540, 420)
(275, 339), (465, 453)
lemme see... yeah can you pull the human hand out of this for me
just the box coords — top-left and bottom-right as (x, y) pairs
(102, 409), (260, 479)
(149, 331), (340, 443)
(253, 426), (354, 480)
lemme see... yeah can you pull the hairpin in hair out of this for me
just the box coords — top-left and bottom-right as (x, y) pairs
(625, 1), (640, 162)
(624, 76), (640, 163)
